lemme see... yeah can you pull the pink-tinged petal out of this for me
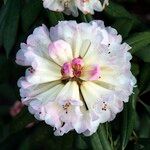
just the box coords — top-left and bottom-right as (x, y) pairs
(93, 100), (112, 123)
(26, 24), (51, 58)
(43, 0), (64, 12)
(16, 24), (51, 66)
(111, 99), (124, 114)
(76, 0), (109, 15)
(71, 57), (84, 78)
(72, 57), (84, 67)
(81, 65), (101, 81)
(74, 111), (92, 133)
(54, 123), (73, 136)
(28, 100), (46, 120)
(60, 106), (82, 124)
(27, 24), (50, 49)
(49, 40), (73, 65)
(74, 111), (99, 136)
(42, 0), (108, 16)
(16, 44), (35, 66)
(82, 119), (100, 136)
(61, 62), (73, 77)
(17, 77), (32, 89)
(89, 65), (101, 80)
(45, 102), (62, 129)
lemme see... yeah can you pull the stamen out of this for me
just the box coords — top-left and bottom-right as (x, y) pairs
(61, 57), (84, 79)
(60, 0), (70, 8)
(62, 102), (71, 113)
(72, 58), (84, 78)
(101, 102), (107, 111)
(28, 67), (35, 74)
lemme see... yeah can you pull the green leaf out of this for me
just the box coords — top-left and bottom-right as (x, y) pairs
(131, 63), (139, 76)
(97, 124), (112, 150)
(121, 88), (139, 150)
(138, 111), (150, 138)
(135, 45), (150, 62)
(55, 12), (64, 21)
(105, 1), (131, 18)
(75, 135), (88, 150)
(140, 84), (150, 96)
(0, 55), (11, 82)
(90, 124), (112, 150)
(47, 11), (59, 26)
(19, 137), (30, 150)
(3, 0), (7, 4)
(134, 138), (150, 150)
(138, 63), (150, 93)
(79, 14), (93, 23)
(85, 14), (93, 22)
(3, 0), (20, 57)
(0, 105), (10, 116)
(113, 18), (134, 38)
(126, 32), (150, 54)
(25, 123), (68, 150)
(90, 133), (103, 150)
(105, 1), (142, 28)
(139, 100), (150, 116)
(0, 83), (17, 100)
(0, 1), (12, 45)
(21, 0), (43, 32)
(47, 11), (64, 26)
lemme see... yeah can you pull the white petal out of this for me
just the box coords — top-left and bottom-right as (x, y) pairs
(25, 57), (61, 85)
(56, 81), (82, 106)
(19, 79), (63, 104)
(45, 102), (62, 128)
(49, 40), (73, 65)
(60, 105), (82, 124)
(34, 83), (64, 104)
(81, 81), (111, 109)
(50, 21), (82, 58)
(16, 25), (51, 66)
(16, 43), (33, 66)
(74, 111), (97, 134)
(74, 110), (100, 136)
(50, 21), (103, 58)
(93, 102), (112, 123)
(27, 24), (51, 58)
(76, 0), (109, 14)
(28, 100), (46, 120)
(43, 0), (64, 12)
(54, 123), (73, 136)
(27, 83), (64, 120)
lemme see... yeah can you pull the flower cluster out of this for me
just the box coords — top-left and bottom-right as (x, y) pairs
(42, 0), (109, 16)
(16, 20), (136, 136)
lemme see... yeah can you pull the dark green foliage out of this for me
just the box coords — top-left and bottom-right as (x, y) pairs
(0, 0), (150, 150)
(21, 0), (43, 32)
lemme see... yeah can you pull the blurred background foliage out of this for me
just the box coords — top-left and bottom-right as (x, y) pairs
(0, 0), (150, 149)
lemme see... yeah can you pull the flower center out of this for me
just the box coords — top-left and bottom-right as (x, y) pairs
(101, 102), (108, 111)
(62, 102), (71, 114)
(72, 58), (84, 78)
(60, 0), (70, 8)
(61, 57), (84, 79)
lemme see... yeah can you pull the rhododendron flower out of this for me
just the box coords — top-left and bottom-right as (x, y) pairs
(16, 20), (136, 136)
(42, 0), (109, 16)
